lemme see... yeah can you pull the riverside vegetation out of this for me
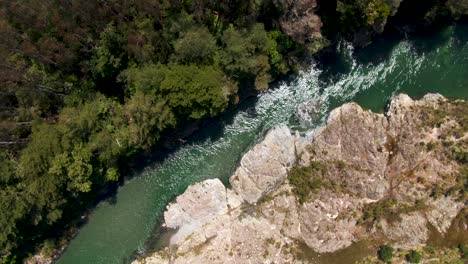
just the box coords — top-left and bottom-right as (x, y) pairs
(1, 0), (468, 262)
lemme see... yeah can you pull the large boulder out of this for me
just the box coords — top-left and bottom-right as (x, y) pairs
(163, 179), (230, 244)
(230, 125), (298, 204)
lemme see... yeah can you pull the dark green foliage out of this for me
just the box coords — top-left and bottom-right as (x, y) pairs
(336, 0), (375, 31)
(124, 91), (176, 148)
(377, 245), (394, 262)
(219, 24), (272, 91)
(0, 151), (16, 186)
(266, 30), (296, 76)
(123, 64), (236, 119)
(325, 0), (398, 37)
(406, 250), (422, 263)
(426, 141), (437, 151)
(424, 245), (435, 254)
(451, 146), (468, 164)
(0, 0), (305, 260)
(289, 161), (329, 204)
(445, 166), (468, 201)
(359, 199), (427, 225)
(363, 0), (391, 25)
(459, 244), (468, 259)
(172, 26), (217, 65)
(446, 0), (468, 18)
(359, 199), (397, 224)
(91, 23), (127, 80)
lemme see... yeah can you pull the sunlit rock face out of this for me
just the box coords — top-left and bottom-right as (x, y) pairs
(134, 94), (466, 264)
(230, 125), (298, 204)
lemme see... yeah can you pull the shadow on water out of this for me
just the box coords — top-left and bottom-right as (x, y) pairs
(352, 24), (452, 65)
(57, 20), (468, 264)
(185, 96), (259, 145)
(94, 89), (262, 203)
(453, 20), (468, 45)
(315, 30), (404, 87)
(53, 78), (271, 263)
(315, 46), (352, 85)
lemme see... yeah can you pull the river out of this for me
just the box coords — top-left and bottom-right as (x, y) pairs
(56, 23), (468, 264)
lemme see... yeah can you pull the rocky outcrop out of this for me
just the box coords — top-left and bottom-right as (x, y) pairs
(426, 197), (465, 234)
(302, 102), (390, 200)
(295, 191), (362, 252)
(379, 212), (429, 248)
(163, 179), (232, 244)
(230, 125), (298, 204)
(134, 94), (467, 264)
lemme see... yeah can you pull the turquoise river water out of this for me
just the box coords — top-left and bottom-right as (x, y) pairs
(57, 24), (468, 263)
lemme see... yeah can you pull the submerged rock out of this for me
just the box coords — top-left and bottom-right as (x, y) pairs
(134, 94), (467, 264)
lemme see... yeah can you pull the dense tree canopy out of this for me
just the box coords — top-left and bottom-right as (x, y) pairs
(0, 0), (465, 262)
(0, 0), (301, 261)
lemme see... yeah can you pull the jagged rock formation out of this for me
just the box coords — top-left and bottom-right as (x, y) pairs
(230, 125), (299, 204)
(134, 94), (467, 264)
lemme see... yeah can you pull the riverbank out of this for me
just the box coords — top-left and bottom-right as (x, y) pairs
(3, 0), (468, 261)
(6, 1), (466, 262)
(54, 20), (468, 264)
(135, 93), (467, 263)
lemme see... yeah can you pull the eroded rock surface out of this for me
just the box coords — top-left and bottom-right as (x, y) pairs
(163, 179), (230, 244)
(134, 94), (467, 264)
(379, 212), (429, 248)
(426, 197), (465, 234)
(304, 102), (390, 200)
(230, 125), (298, 204)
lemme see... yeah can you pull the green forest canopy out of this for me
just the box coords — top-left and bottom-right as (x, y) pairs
(0, 0), (466, 262)
(0, 0), (306, 261)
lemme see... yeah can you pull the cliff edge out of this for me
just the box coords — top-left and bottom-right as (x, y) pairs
(134, 94), (467, 264)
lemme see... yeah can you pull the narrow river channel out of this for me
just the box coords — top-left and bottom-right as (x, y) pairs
(57, 23), (468, 264)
